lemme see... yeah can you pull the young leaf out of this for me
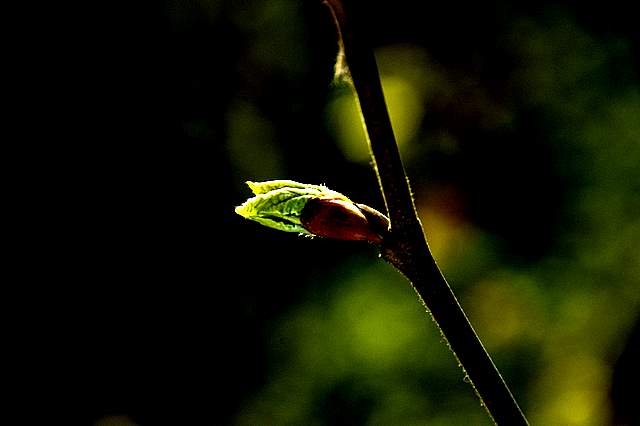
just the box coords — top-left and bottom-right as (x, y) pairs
(235, 180), (389, 243)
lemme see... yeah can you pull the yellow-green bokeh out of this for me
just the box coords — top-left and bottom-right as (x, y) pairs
(235, 10), (640, 426)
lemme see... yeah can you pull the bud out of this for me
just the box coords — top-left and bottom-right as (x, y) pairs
(300, 197), (386, 244)
(235, 180), (388, 244)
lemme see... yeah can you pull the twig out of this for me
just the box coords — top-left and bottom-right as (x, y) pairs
(324, 1), (530, 424)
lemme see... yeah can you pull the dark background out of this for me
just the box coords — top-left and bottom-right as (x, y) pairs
(19, 0), (639, 424)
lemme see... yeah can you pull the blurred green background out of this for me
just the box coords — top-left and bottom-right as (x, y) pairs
(45, 0), (639, 424)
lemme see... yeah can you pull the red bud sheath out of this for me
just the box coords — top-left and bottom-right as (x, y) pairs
(300, 197), (386, 244)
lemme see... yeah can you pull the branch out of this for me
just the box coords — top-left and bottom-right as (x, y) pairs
(324, 1), (529, 424)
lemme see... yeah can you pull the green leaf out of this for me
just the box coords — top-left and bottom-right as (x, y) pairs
(235, 180), (388, 244)
(235, 180), (350, 234)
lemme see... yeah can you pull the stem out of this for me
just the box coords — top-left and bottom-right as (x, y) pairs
(324, 1), (529, 424)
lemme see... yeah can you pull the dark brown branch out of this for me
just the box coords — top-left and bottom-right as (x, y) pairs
(324, 1), (530, 424)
